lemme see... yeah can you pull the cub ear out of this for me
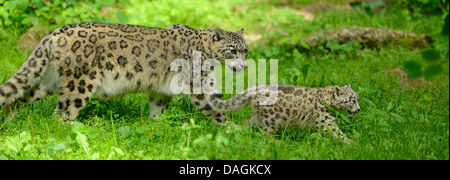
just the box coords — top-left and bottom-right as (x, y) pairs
(236, 28), (244, 35)
(344, 84), (351, 88)
(213, 28), (225, 42)
(333, 86), (344, 99)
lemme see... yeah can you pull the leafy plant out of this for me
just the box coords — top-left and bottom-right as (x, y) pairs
(402, 0), (448, 80)
(442, 13), (449, 36)
(263, 8), (314, 47)
(0, 0), (127, 32)
(394, 0), (448, 15)
(349, 0), (387, 15)
(124, 0), (250, 30)
(325, 39), (361, 54)
(38, 142), (67, 158)
(404, 48), (445, 80)
(0, 131), (34, 159)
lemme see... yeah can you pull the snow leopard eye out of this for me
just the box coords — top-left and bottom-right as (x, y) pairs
(230, 49), (237, 54)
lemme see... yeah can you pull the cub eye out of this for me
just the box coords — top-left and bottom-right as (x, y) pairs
(230, 49), (237, 54)
(243, 49), (248, 54)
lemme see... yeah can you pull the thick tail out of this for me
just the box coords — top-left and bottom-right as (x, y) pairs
(0, 34), (52, 107)
(208, 87), (257, 113)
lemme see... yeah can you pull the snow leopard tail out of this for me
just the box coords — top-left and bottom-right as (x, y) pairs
(0, 31), (53, 108)
(208, 86), (260, 113)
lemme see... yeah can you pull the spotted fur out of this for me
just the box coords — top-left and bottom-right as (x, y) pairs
(0, 22), (248, 125)
(208, 84), (360, 142)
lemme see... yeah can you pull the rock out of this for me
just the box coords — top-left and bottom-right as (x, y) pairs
(299, 26), (432, 49)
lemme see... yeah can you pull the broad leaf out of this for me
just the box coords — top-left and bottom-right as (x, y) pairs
(76, 132), (90, 155)
(404, 61), (422, 79)
(118, 126), (132, 137)
(423, 64), (443, 79)
(421, 49), (440, 62)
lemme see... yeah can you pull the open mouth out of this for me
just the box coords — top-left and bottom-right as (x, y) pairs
(347, 110), (356, 116)
(229, 66), (243, 73)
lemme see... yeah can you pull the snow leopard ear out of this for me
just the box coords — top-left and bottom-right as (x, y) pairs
(333, 86), (345, 99)
(213, 28), (225, 42)
(236, 28), (244, 36)
(344, 84), (351, 88)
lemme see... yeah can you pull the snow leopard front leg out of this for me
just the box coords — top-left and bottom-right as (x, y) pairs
(314, 103), (352, 143)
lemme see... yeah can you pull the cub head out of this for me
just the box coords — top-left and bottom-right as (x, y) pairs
(332, 84), (360, 116)
(211, 28), (248, 73)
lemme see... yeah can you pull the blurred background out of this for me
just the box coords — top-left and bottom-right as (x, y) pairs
(0, 0), (448, 48)
(0, 0), (448, 91)
(0, 0), (448, 86)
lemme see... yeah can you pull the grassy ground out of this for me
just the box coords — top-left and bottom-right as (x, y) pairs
(0, 1), (449, 160)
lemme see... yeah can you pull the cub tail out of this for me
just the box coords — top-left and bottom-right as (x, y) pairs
(207, 87), (258, 113)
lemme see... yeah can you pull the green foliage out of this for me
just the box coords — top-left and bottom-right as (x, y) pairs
(325, 39), (361, 54)
(394, 0), (448, 15)
(443, 13), (449, 35)
(0, 0), (126, 31)
(0, 0), (448, 160)
(404, 60), (423, 79)
(1, 131), (33, 159)
(401, 0), (448, 80)
(423, 64), (444, 79)
(38, 142), (67, 158)
(124, 0), (246, 30)
(404, 48), (446, 80)
(262, 8), (315, 46)
(422, 48), (441, 62)
(349, 0), (386, 15)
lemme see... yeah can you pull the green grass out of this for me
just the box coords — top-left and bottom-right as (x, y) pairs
(0, 1), (449, 160)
